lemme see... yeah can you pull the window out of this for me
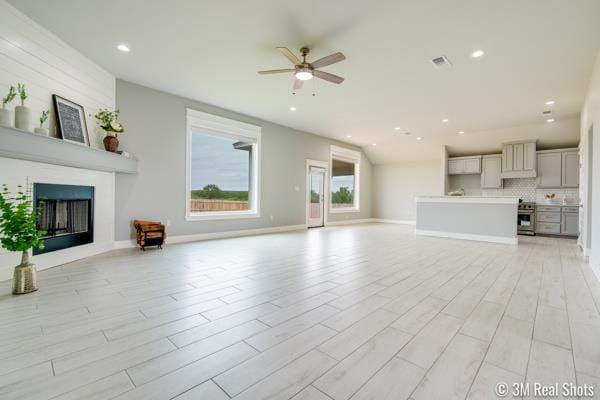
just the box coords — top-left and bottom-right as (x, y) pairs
(186, 109), (261, 220)
(330, 145), (360, 212)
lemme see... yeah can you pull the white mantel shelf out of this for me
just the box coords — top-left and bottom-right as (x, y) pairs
(0, 125), (138, 174)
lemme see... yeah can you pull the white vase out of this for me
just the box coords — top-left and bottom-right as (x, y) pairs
(14, 105), (32, 131)
(0, 108), (13, 127)
(34, 127), (49, 136)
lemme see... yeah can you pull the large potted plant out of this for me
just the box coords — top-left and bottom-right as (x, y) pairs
(95, 109), (124, 152)
(0, 85), (17, 127)
(14, 83), (32, 131)
(0, 184), (46, 294)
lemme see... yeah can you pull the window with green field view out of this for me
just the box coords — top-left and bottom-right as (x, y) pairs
(189, 131), (255, 214)
(331, 153), (359, 212)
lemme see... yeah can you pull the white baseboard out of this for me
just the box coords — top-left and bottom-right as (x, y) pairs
(325, 218), (375, 226)
(372, 219), (416, 225)
(415, 229), (518, 245)
(114, 224), (308, 249)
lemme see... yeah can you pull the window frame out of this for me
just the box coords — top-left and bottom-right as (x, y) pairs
(185, 108), (261, 221)
(329, 145), (361, 214)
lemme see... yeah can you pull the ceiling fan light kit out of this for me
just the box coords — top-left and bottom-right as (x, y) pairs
(259, 46), (346, 91)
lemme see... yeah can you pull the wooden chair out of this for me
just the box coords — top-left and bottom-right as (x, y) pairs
(134, 220), (166, 250)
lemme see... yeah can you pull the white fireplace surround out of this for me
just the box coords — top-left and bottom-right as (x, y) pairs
(0, 157), (115, 281)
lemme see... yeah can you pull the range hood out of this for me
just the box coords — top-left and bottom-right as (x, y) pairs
(500, 140), (537, 179)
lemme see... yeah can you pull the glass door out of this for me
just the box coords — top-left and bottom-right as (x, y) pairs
(307, 166), (326, 227)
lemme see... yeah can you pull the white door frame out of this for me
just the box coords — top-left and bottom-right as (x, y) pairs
(306, 159), (329, 227)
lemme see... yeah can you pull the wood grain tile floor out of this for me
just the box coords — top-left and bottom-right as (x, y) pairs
(1, 223), (600, 400)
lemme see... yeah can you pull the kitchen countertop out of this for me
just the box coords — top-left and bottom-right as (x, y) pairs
(415, 196), (519, 204)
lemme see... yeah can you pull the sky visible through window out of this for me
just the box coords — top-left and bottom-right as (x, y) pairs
(191, 132), (249, 191)
(331, 175), (354, 192)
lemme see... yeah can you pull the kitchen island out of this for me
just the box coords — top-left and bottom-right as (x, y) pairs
(415, 196), (519, 244)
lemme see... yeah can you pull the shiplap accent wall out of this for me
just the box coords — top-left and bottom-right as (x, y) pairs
(0, 1), (115, 149)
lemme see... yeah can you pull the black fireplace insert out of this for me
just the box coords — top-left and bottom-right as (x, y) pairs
(33, 183), (94, 255)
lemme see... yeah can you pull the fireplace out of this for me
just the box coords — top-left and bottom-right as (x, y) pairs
(33, 183), (94, 255)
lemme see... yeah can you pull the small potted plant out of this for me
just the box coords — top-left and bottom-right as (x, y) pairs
(95, 109), (124, 152)
(0, 85), (17, 127)
(14, 83), (32, 131)
(34, 110), (50, 136)
(0, 184), (46, 295)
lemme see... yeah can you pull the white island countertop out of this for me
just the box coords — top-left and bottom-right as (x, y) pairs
(415, 196), (519, 204)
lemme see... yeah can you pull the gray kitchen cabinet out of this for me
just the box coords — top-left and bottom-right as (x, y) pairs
(501, 140), (536, 178)
(447, 156), (481, 175)
(561, 209), (579, 236)
(513, 143), (524, 171)
(536, 149), (579, 188)
(448, 159), (462, 175)
(502, 144), (514, 172)
(536, 205), (579, 236)
(561, 151), (580, 187)
(524, 142), (536, 170)
(481, 155), (502, 188)
(537, 152), (562, 187)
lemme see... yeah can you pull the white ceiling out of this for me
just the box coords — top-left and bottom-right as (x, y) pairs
(10, 0), (600, 163)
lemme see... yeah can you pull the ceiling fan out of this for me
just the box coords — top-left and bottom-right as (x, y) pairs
(258, 47), (346, 91)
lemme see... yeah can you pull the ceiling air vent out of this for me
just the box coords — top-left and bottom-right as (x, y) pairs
(542, 110), (552, 115)
(431, 55), (452, 69)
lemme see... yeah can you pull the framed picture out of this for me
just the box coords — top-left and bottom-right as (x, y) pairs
(52, 95), (89, 146)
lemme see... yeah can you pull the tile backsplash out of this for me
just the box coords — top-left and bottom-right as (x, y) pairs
(481, 178), (579, 204)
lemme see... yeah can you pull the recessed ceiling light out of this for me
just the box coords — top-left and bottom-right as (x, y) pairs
(442, 119), (449, 123)
(289, 106), (297, 111)
(416, 137), (422, 141)
(458, 130), (465, 135)
(545, 100), (555, 106)
(394, 127), (401, 131)
(372, 143), (377, 146)
(546, 118), (555, 123)
(346, 135), (352, 138)
(471, 49), (484, 58)
(117, 44), (130, 52)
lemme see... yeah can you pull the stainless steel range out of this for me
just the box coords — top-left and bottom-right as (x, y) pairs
(517, 202), (536, 236)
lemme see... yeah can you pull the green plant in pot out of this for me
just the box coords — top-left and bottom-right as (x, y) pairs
(34, 110), (50, 136)
(95, 109), (124, 152)
(15, 83), (33, 131)
(0, 184), (46, 294)
(0, 85), (17, 128)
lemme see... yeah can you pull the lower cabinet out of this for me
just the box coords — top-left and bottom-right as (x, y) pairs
(535, 205), (579, 236)
(561, 211), (579, 236)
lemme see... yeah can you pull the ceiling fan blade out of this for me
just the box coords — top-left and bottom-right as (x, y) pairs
(293, 78), (304, 90)
(310, 52), (346, 69)
(258, 69), (295, 74)
(277, 47), (301, 65)
(313, 70), (344, 84)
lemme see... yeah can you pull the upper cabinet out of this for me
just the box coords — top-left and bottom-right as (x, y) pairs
(537, 152), (562, 187)
(501, 140), (537, 178)
(481, 155), (503, 189)
(536, 148), (579, 188)
(448, 156), (482, 175)
(561, 151), (580, 187)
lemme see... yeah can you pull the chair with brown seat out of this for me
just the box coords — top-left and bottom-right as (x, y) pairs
(134, 220), (166, 250)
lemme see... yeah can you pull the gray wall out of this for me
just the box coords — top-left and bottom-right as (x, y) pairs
(115, 80), (372, 240)
(372, 160), (441, 221)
